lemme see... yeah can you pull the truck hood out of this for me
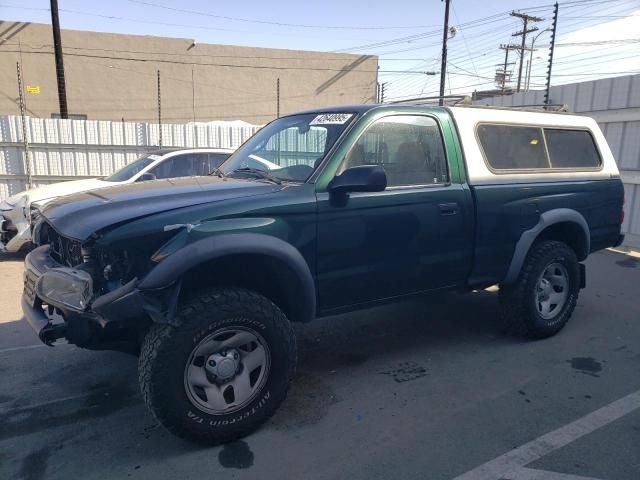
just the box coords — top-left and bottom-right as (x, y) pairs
(41, 176), (277, 240)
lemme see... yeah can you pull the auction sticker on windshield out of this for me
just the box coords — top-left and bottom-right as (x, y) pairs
(310, 113), (353, 125)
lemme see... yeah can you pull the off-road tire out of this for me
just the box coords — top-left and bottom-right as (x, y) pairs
(138, 288), (297, 444)
(499, 240), (580, 339)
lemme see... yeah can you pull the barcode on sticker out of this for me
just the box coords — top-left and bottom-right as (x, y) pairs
(310, 113), (353, 125)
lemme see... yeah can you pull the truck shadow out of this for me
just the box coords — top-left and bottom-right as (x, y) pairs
(0, 252), (26, 263)
(297, 289), (507, 367)
(0, 289), (511, 474)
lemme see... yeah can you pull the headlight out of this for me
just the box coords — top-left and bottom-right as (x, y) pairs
(30, 206), (42, 223)
(31, 217), (46, 245)
(36, 267), (94, 311)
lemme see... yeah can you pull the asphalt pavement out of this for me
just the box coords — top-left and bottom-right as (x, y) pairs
(0, 249), (638, 480)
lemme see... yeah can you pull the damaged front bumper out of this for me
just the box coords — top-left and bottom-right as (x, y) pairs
(22, 245), (178, 350)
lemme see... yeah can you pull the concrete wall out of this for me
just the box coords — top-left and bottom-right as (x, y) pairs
(473, 74), (640, 248)
(0, 21), (378, 124)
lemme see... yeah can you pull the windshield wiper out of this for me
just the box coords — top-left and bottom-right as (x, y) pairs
(228, 167), (282, 185)
(208, 167), (225, 178)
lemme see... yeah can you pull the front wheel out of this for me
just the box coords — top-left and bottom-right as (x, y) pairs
(138, 288), (297, 444)
(499, 240), (580, 339)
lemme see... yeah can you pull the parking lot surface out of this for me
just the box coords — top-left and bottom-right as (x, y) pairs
(0, 249), (639, 480)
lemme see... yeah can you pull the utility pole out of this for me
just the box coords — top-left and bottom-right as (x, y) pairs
(545, 2), (559, 107)
(511, 10), (543, 92)
(276, 78), (280, 118)
(439, 0), (451, 106)
(497, 44), (518, 93)
(380, 82), (387, 103)
(191, 68), (196, 123)
(157, 69), (162, 148)
(501, 48), (510, 92)
(50, 0), (68, 119)
(16, 62), (33, 189)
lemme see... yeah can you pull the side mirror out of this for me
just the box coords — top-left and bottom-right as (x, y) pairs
(327, 165), (387, 194)
(137, 172), (157, 182)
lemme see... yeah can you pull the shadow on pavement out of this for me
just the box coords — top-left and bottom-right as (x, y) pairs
(0, 288), (515, 477)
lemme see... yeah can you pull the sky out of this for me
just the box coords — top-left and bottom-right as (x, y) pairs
(1, 0), (639, 101)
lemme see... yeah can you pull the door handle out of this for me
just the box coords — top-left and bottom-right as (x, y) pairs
(438, 202), (459, 216)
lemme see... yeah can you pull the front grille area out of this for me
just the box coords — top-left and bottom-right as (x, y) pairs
(40, 221), (83, 267)
(24, 269), (38, 305)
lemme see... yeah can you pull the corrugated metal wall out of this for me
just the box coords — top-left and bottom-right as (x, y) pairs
(0, 115), (260, 199)
(474, 74), (640, 248)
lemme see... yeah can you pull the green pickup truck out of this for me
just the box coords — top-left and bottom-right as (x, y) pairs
(23, 102), (625, 444)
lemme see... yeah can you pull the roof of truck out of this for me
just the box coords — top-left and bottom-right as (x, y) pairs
(290, 102), (576, 118)
(291, 105), (382, 116)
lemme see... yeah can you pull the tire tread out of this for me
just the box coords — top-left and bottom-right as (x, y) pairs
(138, 287), (296, 445)
(499, 240), (579, 339)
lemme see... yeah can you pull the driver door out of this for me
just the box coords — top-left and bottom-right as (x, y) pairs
(316, 114), (473, 311)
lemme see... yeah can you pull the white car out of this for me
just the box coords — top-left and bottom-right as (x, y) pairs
(0, 148), (233, 253)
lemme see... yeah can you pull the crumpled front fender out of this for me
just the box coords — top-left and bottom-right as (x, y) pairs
(0, 214), (31, 253)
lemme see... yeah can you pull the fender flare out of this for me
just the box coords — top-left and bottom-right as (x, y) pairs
(502, 208), (590, 285)
(138, 233), (316, 322)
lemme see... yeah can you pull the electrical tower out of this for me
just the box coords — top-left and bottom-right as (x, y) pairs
(510, 11), (543, 92)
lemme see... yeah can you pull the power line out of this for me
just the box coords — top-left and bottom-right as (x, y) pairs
(0, 4), (378, 41)
(126, 0), (438, 30)
(510, 10), (544, 92)
(451, 3), (479, 78)
(335, 11), (529, 54)
(1, 40), (383, 62)
(0, 48), (390, 73)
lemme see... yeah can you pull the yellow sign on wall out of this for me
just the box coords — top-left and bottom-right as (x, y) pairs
(26, 86), (41, 94)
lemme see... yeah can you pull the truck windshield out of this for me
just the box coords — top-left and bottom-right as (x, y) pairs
(105, 155), (158, 182)
(220, 112), (356, 182)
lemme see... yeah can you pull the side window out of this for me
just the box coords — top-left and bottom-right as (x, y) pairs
(151, 154), (209, 179)
(341, 115), (449, 187)
(544, 129), (601, 168)
(207, 153), (230, 171)
(477, 124), (549, 170)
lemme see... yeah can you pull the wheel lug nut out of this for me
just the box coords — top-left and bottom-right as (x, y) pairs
(208, 360), (216, 366)
(233, 352), (239, 360)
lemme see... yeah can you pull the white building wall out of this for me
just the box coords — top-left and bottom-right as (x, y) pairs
(474, 74), (640, 248)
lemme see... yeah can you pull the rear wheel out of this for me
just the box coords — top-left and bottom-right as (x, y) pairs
(499, 240), (580, 339)
(138, 288), (297, 444)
